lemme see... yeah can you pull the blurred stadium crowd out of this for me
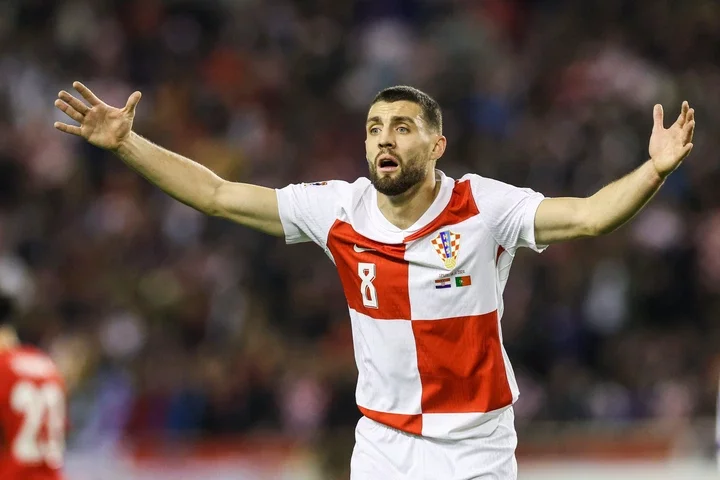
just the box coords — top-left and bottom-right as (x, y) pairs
(1, 0), (720, 452)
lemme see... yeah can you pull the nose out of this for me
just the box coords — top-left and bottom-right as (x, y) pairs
(378, 129), (395, 149)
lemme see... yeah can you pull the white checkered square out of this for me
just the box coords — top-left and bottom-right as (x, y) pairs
(350, 309), (423, 414)
(406, 219), (499, 321)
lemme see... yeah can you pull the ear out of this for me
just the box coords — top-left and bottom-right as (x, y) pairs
(431, 135), (447, 161)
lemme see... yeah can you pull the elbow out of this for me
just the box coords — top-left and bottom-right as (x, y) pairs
(579, 199), (611, 237)
(586, 216), (621, 237)
(205, 179), (227, 217)
(589, 223), (612, 237)
(571, 222), (603, 239)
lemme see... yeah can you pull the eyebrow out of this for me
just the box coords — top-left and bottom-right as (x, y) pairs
(366, 115), (418, 126)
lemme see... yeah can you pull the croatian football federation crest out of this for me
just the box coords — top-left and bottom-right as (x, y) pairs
(431, 230), (461, 270)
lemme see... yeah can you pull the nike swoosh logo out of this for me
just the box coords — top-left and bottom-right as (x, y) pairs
(353, 244), (376, 253)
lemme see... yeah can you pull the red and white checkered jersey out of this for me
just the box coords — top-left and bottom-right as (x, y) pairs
(276, 170), (546, 440)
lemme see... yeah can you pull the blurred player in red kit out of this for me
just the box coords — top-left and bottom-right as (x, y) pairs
(0, 295), (66, 480)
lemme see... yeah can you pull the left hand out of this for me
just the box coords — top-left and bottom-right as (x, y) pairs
(649, 101), (695, 178)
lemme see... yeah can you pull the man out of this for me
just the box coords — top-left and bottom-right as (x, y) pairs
(0, 295), (67, 480)
(54, 82), (694, 479)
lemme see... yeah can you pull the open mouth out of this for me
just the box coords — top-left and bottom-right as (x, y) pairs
(377, 155), (400, 172)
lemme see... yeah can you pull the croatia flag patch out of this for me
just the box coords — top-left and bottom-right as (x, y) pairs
(455, 275), (472, 287)
(434, 278), (451, 289)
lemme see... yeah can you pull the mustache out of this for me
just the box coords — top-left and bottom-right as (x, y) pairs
(375, 151), (402, 162)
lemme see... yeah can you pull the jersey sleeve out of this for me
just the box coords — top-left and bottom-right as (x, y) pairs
(466, 174), (547, 254)
(275, 181), (350, 248)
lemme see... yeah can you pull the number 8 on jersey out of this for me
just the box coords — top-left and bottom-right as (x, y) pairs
(358, 262), (378, 309)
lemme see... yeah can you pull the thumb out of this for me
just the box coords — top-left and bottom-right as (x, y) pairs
(653, 104), (664, 130)
(124, 91), (142, 115)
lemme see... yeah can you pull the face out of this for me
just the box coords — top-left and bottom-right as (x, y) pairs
(365, 101), (443, 197)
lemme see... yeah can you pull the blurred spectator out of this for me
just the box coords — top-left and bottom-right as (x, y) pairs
(0, 0), (718, 450)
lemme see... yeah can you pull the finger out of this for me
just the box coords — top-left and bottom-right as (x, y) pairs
(58, 90), (89, 115)
(54, 99), (84, 123)
(653, 104), (664, 130)
(680, 142), (694, 160)
(683, 120), (695, 144)
(676, 101), (689, 127)
(53, 122), (82, 136)
(123, 91), (142, 114)
(73, 81), (102, 106)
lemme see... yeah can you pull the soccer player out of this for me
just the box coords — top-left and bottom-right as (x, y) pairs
(0, 295), (67, 480)
(54, 82), (694, 479)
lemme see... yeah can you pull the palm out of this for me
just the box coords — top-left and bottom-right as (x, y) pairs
(81, 104), (132, 149)
(648, 102), (695, 178)
(54, 82), (141, 151)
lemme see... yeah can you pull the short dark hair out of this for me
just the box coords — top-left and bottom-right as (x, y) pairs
(371, 86), (442, 133)
(0, 295), (15, 327)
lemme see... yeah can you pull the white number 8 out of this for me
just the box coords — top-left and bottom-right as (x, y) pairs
(358, 262), (378, 309)
(10, 381), (65, 468)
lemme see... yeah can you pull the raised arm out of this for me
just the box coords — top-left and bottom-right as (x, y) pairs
(534, 101), (695, 245)
(54, 82), (283, 236)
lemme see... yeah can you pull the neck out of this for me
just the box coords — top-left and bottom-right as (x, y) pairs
(0, 327), (19, 353)
(377, 170), (440, 230)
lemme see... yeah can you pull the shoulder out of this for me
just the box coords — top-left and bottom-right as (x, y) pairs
(278, 177), (372, 210)
(301, 177), (370, 197)
(460, 173), (522, 196)
(6, 347), (58, 380)
(460, 173), (542, 203)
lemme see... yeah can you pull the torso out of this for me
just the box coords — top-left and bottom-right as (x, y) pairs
(0, 346), (66, 480)
(324, 173), (517, 439)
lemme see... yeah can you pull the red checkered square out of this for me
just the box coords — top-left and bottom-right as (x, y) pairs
(327, 220), (411, 320)
(431, 238), (444, 256)
(412, 311), (513, 414)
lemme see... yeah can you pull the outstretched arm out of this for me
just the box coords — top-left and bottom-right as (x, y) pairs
(54, 82), (283, 236)
(534, 101), (695, 245)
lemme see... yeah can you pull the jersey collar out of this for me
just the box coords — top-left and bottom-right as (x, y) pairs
(369, 169), (455, 237)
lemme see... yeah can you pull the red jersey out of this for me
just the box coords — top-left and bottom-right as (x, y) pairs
(0, 346), (66, 480)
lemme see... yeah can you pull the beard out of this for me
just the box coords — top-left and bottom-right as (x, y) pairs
(369, 153), (428, 197)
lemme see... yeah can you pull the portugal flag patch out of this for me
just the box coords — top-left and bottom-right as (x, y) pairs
(455, 275), (472, 287)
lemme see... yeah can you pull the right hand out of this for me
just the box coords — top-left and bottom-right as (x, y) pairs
(54, 81), (142, 151)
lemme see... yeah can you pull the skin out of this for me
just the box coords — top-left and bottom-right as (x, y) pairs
(53, 82), (695, 243)
(365, 100), (447, 230)
(532, 102), (695, 243)
(0, 326), (19, 353)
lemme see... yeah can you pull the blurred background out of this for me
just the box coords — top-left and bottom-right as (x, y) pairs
(1, 0), (720, 478)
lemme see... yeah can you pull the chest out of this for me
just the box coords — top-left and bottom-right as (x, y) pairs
(327, 218), (501, 321)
